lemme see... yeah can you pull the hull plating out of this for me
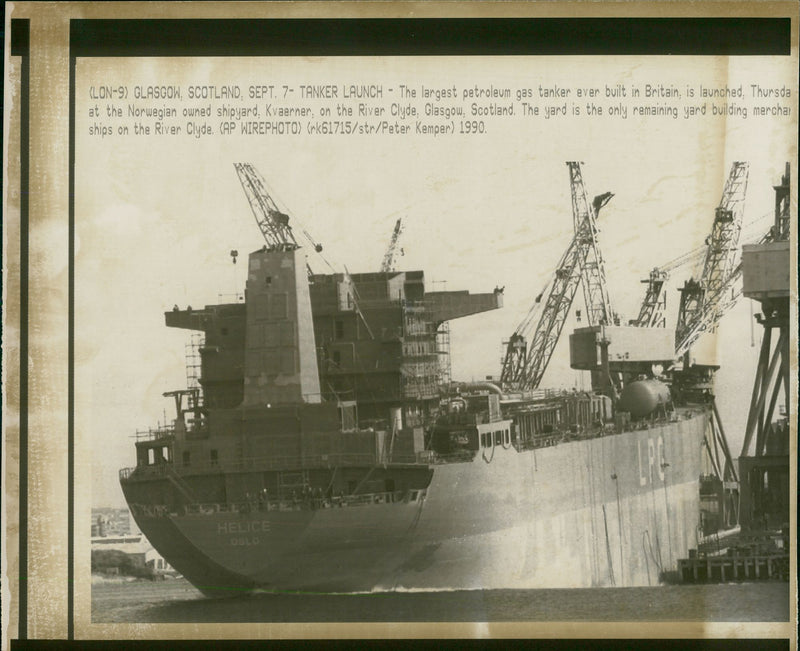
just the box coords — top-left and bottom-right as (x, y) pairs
(126, 410), (707, 594)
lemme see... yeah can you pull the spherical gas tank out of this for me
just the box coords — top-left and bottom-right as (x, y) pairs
(618, 379), (671, 418)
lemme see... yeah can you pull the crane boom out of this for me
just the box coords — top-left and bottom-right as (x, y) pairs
(633, 245), (707, 328)
(675, 162), (749, 356)
(500, 163), (614, 390)
(676, 225), (775, 356)
(635, 269), (669, 328)
(568, 162), (616, 327)
(512, 235), (585, 388)
(234, 163), (379, 339)
(234, 163), (300, 251)
(635, 201), (773, 332)
(380, 218), (404, 272)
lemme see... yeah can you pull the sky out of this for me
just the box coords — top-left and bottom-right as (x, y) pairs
(72, 55), (797, 507)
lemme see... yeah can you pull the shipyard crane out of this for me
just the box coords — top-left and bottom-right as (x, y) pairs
(692, 165), (791, 528)
(665, 163), (751, 518)
(500, 162), (615, 390)
(233, 163), (378, 340)
(692, 163), (794, 529)
(636, 249), (743, 337)
(737, 163), (791, 529)
(633, 246), (705, 328)
(570, 162), (616, 329)
(233, 162), (325, 278)
(676, 218), (781, 362)
(634, 203), (775, 333)
(674, 162), (749, 357)
(675, 265), (743, 358)
(234, 163), (301, 251)
(380, 218), (404, 272)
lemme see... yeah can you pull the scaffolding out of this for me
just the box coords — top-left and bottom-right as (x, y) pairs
(400, 302), (440, 401)
(185, 332), (204, 410)
(436, 321), (452, 388)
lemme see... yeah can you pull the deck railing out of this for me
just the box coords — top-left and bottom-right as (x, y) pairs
(119, 450), (431, 483)
(132, 427), (175, 442)
(127, 488), (427, 518)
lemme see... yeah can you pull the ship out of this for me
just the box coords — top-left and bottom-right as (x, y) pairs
(119, 164), (728, 596)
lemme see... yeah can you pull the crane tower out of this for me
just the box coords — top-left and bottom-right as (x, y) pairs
(737, 163), (791, 530)
(380, 218), (404, 272)
(675, 162), (749, 358)
(234, 163), (300, 251)
(500, 162), (614, 391)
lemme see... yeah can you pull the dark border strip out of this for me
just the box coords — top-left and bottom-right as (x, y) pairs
(68, 42), (76, 643)
(7, 638), (794, 651)
(69, 18), (791, 57)
(11, 17), (30, 642)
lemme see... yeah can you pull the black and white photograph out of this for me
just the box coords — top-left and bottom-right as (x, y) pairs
(2, 3), (797, 647)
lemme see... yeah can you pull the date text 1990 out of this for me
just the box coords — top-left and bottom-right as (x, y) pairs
(459, 120), (486, 134)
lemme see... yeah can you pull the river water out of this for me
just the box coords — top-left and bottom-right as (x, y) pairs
(91, 578), (789, 623)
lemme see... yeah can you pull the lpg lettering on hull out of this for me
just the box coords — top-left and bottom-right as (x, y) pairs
(637, 435), (666, 486)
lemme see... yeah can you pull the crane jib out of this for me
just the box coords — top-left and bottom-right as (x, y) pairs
(501, 162), (615, 390)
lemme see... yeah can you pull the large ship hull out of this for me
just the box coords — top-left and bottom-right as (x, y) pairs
(124, 409), (706, 595)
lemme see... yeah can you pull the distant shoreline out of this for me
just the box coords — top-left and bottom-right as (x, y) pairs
(91, 573), (141, 585)
(92, 572), (181, 584)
